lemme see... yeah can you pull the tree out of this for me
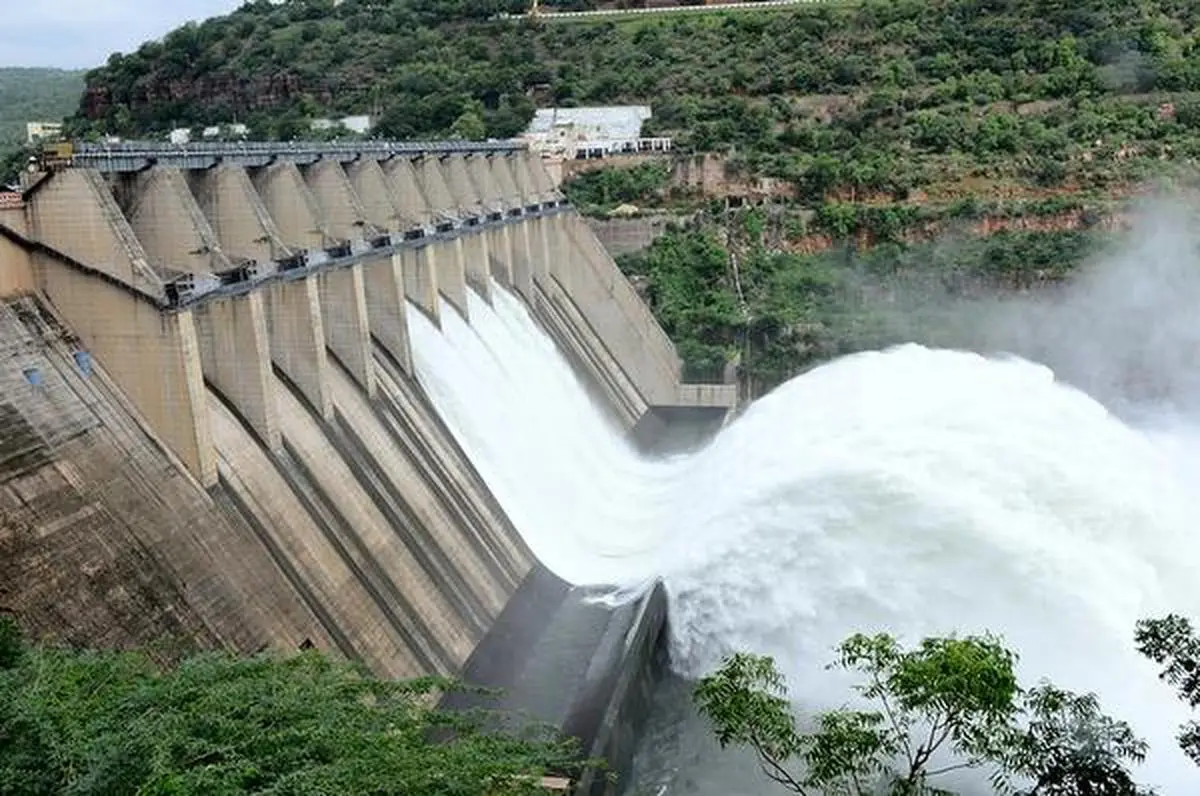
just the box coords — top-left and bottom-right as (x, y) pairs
(0, 619), (588, 795)
(695, 632), (1148, 795)
(1135, 614), (1200, 765)
(450, 107), (487, 141)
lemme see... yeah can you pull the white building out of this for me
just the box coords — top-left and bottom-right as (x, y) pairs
(25, 121), (63, 144)
(311, 115), (373, 135)
(521, 106), (671, 159)
(202, 123), (249, 139)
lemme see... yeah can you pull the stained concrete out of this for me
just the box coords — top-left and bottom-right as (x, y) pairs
(8, 146), (737, 792)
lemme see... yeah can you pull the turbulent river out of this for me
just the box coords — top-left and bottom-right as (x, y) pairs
(409, 271), (1200, 794)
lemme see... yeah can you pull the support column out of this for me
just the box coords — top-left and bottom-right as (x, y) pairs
(508, 219), (535, 303)
(434, 237), (468, 317)
(382, 157), (433, 229)
(416, 156), (459, 220)
(345, 160), (401, 231)
(403, 245), (440, 322)
(34, 253), (217, 486)
(119, 166), (230, 275)
(191, 164), (291, 264)
(466, 154), (505, 211)
(530, 214), (555, 288)
(488, 225), (514, 288)
(25, 168), (159, 292)
(363, 254), (414, 374)
(319, 264), (376, 397)
(267, 277), (331, 419)
(303, 160), (372, 242)
(444, 154), (486, 218)
(487, 154), (523, 210)
(251, 163), (327, 250)
(195, 292), (281, 449)
(462, 228), (491, 303)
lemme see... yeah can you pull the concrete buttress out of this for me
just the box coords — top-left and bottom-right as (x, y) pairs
(414, 157), (470, 315)
(117, 167), (232, 276)
(415, 156), (458, 221)
(445, 155), (492, 302)
(266, 277), (332, 419)
(250, 163), (329, 249)
(488, 223), (515, 288)
(26, 168), (160, 293)
(0, 229), (34, 298)
(433, 237), (470, 317)
(189, 165), (292, 264)
(302, 160), (375, 241)
(363, 253), (415, 373)
(34, 251), (217, 485)
(465, 154), (505, 213)
(194, 291), (282, 449)
(444, 154), (487, 217)
(402, 245), (441, 323)
(508, 219), (536, 302)
(345, 160), (403, 231)
(381, 158), (433, 228)
(319, 264), (377, 397)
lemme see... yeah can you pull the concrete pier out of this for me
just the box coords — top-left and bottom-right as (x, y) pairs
(434, 237), (470, 317)
(303, 160), (375, 241)
(118, 166), (231, 275)
(190, 164), (291, 263)
(0, 224), (34, 296)
(402, 244), (441, 322)
(416, 155), (459, 221)
(267, 277), (332, 419)
(346, 160), (405, 232)
(363, 253), (414, 373)
(195, 292), (281, 449)
(251, 162), (329, 249)
(381, 158), (433, 228)
(25, 167), (159, 291)
(319, 264), (376, 398)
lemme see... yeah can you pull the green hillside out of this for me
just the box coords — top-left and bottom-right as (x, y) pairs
(0, 68), (85, 180)
(74, 0), (1200, 192)
(66, 0), (1200, 392)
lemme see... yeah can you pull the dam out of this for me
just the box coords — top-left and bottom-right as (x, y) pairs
(0, 139), (736, 791)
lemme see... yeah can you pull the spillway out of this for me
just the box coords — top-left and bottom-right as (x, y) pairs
(411, 279), (1200, 793)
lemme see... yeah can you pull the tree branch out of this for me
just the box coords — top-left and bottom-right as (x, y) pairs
(924, 760), (976, 778)
(872, 671), (913, 768)
(750, 730), (808, 795)
(910, 715), (942, 779)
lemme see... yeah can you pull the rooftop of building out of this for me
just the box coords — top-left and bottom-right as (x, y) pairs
(525, 106), (652, 140)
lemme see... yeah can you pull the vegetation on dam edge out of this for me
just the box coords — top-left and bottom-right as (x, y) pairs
(8, 611), (1200, 794)
(697, 615), (1200, 794)
(0, 619), (589, 795)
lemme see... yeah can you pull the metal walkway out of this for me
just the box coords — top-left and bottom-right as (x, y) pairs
(69, 139), (527, 173)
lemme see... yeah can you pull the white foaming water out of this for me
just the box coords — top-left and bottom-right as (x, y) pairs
(410, 281), (1200, 792)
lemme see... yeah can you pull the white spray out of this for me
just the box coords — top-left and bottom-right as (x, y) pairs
(408, 263), (1200, 792)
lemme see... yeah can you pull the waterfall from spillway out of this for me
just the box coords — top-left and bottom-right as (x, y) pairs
(408, 281), (1200, 792)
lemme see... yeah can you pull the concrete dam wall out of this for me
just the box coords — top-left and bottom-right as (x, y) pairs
(0, 140), (735, 785)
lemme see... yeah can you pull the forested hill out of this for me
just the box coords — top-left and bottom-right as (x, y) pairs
(61, 0), (1200, 392)
(74, 0), (1200, 182)
(0, 68), (85, 164)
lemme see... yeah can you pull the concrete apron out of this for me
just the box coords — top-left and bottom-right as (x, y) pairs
(439, 564), (669, 796)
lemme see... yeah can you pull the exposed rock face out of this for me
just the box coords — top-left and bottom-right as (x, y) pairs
(83, 72), (313, 121)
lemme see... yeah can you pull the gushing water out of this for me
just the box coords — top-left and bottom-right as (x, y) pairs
(409, 282), (1200, 792)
